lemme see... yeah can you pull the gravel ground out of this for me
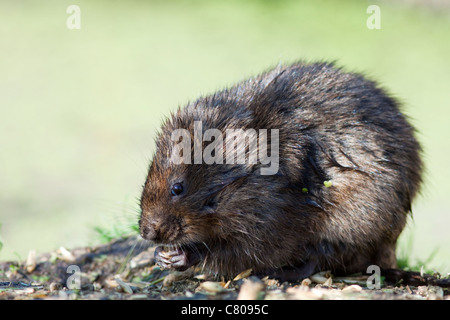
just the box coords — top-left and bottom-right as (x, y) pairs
(0, 236), (448, 300)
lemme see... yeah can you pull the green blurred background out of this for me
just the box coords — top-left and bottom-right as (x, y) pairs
(0, 0), (449, 272)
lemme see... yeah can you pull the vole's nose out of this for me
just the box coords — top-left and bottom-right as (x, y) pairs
(140, 225), (158, 241)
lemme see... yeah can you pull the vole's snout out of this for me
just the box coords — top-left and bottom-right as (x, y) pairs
(139, 214), (162, 242)
(139, 212), (184, 243)
(140, 224), (158, 241)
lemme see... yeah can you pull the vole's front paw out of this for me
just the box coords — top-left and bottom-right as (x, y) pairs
(154, 246), (192, 271)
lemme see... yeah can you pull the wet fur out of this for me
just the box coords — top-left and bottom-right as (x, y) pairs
(139, 61), (422, 279)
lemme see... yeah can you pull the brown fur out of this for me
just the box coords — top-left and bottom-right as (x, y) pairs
(139, 61), (422, 280)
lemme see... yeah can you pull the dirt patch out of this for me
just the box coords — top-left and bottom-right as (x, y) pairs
(0, 236), (448, 300)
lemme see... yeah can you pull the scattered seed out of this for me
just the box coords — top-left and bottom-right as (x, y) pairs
(194, 274), (211, 280)
(199, 281), (226, 293)
(342, 284), (363, 293)
(233, 268), (253, 281)
(105, 277), (119, 289)
(286, 286), (324, 300)
(310, 271), (331, 284)
(301, 278), (312, 287)
(223, 280), (232, 289)
(237, 277), (264, 300)
(25, 250), (36, 273)
(114, 275), (133, 294)
(58, 246), (76, 263)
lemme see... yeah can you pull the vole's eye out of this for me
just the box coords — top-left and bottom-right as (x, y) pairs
(171, 183), (183, 196)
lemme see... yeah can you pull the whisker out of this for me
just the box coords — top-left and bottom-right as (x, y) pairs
(201, 241), (212, 255)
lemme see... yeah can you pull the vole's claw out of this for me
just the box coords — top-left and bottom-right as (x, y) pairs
(154, 246), (190, 271)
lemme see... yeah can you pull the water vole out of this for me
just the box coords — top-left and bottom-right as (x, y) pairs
(139, 61), (422, 281)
